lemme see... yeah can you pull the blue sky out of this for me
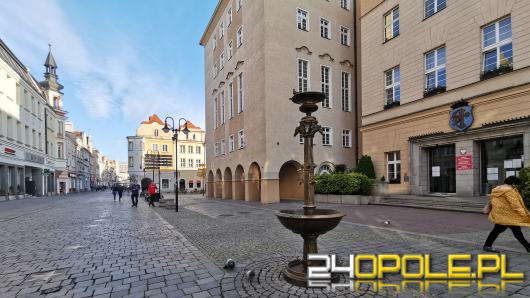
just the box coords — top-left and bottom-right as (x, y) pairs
(0, 0), (217, 162)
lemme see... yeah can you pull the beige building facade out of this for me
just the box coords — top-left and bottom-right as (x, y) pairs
(359, 0), (530, 197)
(201, 0), (357, 203)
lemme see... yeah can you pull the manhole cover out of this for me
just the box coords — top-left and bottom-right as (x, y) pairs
(41, 286), (62, 294)
(218, 214), (234, 217)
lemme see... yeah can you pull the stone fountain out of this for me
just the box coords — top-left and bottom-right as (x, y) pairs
(275, 91), (344, 287)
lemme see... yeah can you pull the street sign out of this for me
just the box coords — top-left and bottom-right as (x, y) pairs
(144, 154), (173, 169)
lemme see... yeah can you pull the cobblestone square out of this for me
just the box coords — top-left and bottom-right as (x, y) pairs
(1, 193), (530, 297)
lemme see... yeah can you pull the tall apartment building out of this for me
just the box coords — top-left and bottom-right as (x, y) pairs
(0, 39), (68, 199)
(359, 0), (530, 197)
(127, 114), (205, 192)
(201, 0), (357, 203)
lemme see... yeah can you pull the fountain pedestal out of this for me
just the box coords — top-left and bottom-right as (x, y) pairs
(275, 91), (344, 287)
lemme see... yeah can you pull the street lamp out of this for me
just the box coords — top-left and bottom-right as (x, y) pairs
(162, 117), (190, 212)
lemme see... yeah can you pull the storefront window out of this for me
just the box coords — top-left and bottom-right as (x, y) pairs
(481, 136), (523, 194)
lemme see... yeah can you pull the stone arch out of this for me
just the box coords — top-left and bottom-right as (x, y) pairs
(223, 167), (233, 200)
(279, 160), (303, 200)
(234, 165), (245, 200)
(207, 170), (214, 197)
(215, 169), (223, 199)
(247, 162), (261, 202)
(317, 162), (335, 175)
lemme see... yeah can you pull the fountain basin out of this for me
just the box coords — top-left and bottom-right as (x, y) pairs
(290, 91), (326, 105)
(275, 209), (344, 235)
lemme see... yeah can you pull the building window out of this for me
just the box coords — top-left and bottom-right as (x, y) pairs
(320, 18), (330, 39)
(298, 134), (304, 144)
(196, 146), (201, 154)
(180, 145), (185, 154)
(297, 9), (308, 31)
(154, 129), (159, 136)
(387, 151), (401, 183)
(341, 72), (351, 111)
(342, 129), (351, 148)
(236, 0), (242, 11)
(162, 144), (168, 152)
(384, 66), (400, 108)
(341, 0), (350, 10)
(425, 46), (446, 96)
(214, 142), (219, 156)
(162, 179), (169, 189)
(297, 59), (309, 92)
(238, 130), (245, 149)
(180, 158), (186, 168)
(188, 159), (194, 168)
(220, 22), (224, 38)
(227, 8), (232, 26)
(482, 17), (513, 79)
(128, 156), (134, 167)
(228, 41), (233, 60)
(228, 83), (234, 118)
(229, 135), (235, 152)
(221, 91), (226, 124)
(384, 7), (399, 41)
(188, 145), (193, 154)
(221, 139), (226, 155)
(213, 97), (218, 128)
(193, 134), (196, 140)
(238, 73), (244, 113)
(196, 159), (201, 167)
(340, 26), (350, 46)
(322, 127), (332, 146)
(425, 0), (446, 18)
(237, 26), (243, 48)
(321, 66), (331, 108)
(152, 144), (158, 151)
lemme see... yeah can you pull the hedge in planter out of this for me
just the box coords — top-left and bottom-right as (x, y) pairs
(315, 172), (373, 195)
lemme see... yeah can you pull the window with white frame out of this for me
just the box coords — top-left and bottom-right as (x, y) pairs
(228, 83), (234, 118)
(220, 22), (224, 38)
(341, 0), (350, 10)
(387, 151), (401, 183)
(188, 159), (194, 168)
(228, 41), (233, 60)
(321, 65), (331, 108)
(128, 156), (134, 167)
(162, 144), (168, 152)
(221, 139), (226, 155)
(154, 129), (159, 136)
(384, 66), (400, 106)
(425, 0), (446, 18)
(341, 72), (351, 111)
(180, 158), (186, 168)
(214, 142), (219, 156)
(384, 7), (399, 41)
(196, 146), (201, 154)
(229, 135), (235, 152)
(213, 97), (218, 128)
(128, 141), (133, 151)
(237, 26), (243, 47)
(342, 129), (352, 148)
(322, 127), (332, 146)
(227, 8), (232, 26)
(220, 53), (224, 69)
(152, 144), (158, 151)
(482, 17), (512, 74)
(188, 145), (193, 154)
(221, 91), (225, 124)
(297, 9), (308, 31)
(320, 18), (330, 39)
(180, 145), (185, 153)
(238, 73), (244, 113)
(236, 0), (242, 11)
(297, 59), (309, 92)
(196, 159), (201, 167)
(425, 46), (446, 93)
(238, 130), (245, 149)
(340, 26), (350, 46)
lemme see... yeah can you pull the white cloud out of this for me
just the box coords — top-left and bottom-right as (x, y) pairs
(0, 0), (203, 124)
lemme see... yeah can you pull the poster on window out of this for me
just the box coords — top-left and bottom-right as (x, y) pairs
(487, 167), (498, 181)
(432, 166), (440, 177)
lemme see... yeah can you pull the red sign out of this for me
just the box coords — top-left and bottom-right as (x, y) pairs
(456, 155), (473, 170)
(4, 147), (15, 155)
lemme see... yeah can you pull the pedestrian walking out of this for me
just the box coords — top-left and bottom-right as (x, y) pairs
(131, 183), (140, 207)
(112, 184), (118, 201)
(483, 176), (530, 253)
(117, 184), (124, 201)
(147, 182), (157, 207)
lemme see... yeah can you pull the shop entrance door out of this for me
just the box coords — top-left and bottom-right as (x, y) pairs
(429, 145), (456, 193)
(481, 136), (524, 194)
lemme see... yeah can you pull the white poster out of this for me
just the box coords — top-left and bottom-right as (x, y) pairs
(504, 160), (514, 168)
(432, 166), (440, 177)
(513, 159), (522, 168)
(487, 173), (498, 181)
(506, 170), (516, 177)
(487, 167), (498, 174)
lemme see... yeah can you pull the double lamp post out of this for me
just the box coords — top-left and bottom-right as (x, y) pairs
(162, 117), (189, 212)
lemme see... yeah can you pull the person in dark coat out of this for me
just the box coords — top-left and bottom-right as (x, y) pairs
(130, 183), (140, 207)
(112, 184), (118, 201)
(117, 185), (124, 201)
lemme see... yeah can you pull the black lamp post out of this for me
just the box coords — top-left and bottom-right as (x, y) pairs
(162, 117), (190, 212)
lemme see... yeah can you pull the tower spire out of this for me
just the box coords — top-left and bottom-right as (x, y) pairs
(40, 43), (63, 93)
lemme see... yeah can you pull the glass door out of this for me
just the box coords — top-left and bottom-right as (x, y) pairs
(481, 136), (524, 194)
(429, 145), (456, 193)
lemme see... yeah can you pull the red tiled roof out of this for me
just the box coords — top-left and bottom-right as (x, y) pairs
(141, 114), (164, 125)
(180, 120), (202, 130)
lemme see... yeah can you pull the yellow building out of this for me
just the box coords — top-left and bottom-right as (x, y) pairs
(127, 115), (206, 193)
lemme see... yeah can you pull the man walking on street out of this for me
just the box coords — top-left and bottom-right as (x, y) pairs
(131, 183), (140, 207)
(147, 182), (157, 207)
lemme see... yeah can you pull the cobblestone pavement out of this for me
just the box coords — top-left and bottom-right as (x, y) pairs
(155, 196), (530, 298)
(0, 192), (223, 298)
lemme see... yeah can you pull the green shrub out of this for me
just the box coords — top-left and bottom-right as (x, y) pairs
(315, 172), (373, 195)
(519, 167), (530, 209)
(355, 155), (376, 179)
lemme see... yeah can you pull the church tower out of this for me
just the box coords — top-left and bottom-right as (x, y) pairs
(39, 44), (64, 110)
